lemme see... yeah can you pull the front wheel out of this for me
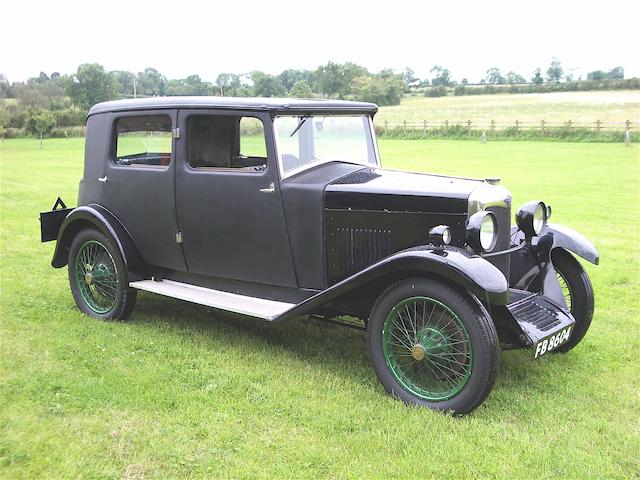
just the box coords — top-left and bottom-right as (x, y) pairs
(68, 228), (137, 320)
(367, 278), (500, 415)
(552, 249), (594, 352)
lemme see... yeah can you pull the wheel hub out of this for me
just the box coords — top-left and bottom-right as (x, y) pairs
(411, 344), (426, 361)
(84, 272), (93, 285)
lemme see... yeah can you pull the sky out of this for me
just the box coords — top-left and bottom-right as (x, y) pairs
(2, 0), (639, 84)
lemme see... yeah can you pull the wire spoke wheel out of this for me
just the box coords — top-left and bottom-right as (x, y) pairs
(75, 240), (119, 314)
(556, 269), (572, 311)
(382, 296), (472, 401)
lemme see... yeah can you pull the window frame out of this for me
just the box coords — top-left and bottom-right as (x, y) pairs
(111, 113), (174, 169)
(184, 111), (270, 173)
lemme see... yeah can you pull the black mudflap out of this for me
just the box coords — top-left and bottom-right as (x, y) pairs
(506, 291), (575, 358)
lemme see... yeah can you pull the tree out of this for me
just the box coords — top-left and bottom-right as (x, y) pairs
(402, 67), (418, 91)
(136, 68), (166, 96)
(430, 66), (452, 86)
(587, 70), (606, 81)
(65, 63), (117, 109)
(505, 71), (526, 84)
(289, 80), (313, 97)
(608, 67), (624, 80)
(251, 71), (286, 97)
(112, 70), (135, 97)
(27, 109), (56, 148)
(0, 74), (11, 97)
(485, 67), (505, 84)
(531, 68), (544, 84)
(215, 73), (242, 96)
(315, 62), (368, 98)
(461, 78), (469, 85)
(546, 57), (563, 83)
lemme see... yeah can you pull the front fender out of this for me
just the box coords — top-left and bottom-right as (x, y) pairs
(51, 204), (147, 276)
(509, 223), (598, 306)
(275, 247), (509, 321)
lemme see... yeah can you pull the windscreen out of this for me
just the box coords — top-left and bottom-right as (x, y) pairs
(274, 115), (378, 176)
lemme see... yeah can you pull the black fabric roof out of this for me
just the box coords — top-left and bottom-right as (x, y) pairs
(88, 97), (378, 116)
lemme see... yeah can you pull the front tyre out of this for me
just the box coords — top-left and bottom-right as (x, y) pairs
(368, 278), (500, 415)
(552, 249), (594, 352)
(68, 228), (137, 320)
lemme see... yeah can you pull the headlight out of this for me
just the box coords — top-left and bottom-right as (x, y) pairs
(516, 201), (548, 236)
(466, 211), (497, 252)
(429, 225), (451, 245)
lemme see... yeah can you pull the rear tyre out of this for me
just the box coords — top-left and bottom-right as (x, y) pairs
(552, 249), (594, 352)
(367, 278), (500, 415)
(68, 228), (137, 320)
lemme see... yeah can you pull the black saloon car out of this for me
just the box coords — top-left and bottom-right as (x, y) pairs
(40, 97), (598, 414)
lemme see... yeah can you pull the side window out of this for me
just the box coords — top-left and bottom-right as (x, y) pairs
(114, 115), (172, 167)
(187, 115), (267, 171)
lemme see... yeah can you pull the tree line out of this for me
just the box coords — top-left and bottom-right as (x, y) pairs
(0, 58), (635, 140)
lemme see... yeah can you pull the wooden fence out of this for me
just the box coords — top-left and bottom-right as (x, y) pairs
(380, 120), (634, 133)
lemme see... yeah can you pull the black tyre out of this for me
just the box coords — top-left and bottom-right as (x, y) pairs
(552, 249), (594, 352)
(367, 277), (500, 415)
(68, 228), (137, 320)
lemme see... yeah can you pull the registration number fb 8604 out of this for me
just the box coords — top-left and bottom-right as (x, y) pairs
(534, 326), (573, 358)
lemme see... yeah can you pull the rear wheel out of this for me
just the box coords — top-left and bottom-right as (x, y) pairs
(552, 249), (594, 352)
(68, 228), (137, 320)
(367, 278), (500, 415)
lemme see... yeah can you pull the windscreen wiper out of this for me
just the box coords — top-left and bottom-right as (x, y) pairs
(289, 115), (310, 137)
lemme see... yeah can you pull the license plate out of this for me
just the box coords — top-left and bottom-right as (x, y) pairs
(534, 326), (573, 358)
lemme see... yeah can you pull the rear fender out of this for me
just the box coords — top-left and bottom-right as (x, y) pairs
(51, 204), (148, 276)
(275, 247), (509, 321)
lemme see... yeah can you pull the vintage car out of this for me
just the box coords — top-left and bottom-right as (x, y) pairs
(40, 97), (598, 415)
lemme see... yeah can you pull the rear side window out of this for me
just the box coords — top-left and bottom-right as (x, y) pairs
(114, 115), (172, 166)
(187, 114), (267, 171)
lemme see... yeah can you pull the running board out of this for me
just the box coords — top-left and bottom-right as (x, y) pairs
(129, 279), (296, 321)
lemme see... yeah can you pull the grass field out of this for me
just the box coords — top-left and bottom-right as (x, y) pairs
(377, 90), (640, 125)
(1, 138), (639, 478)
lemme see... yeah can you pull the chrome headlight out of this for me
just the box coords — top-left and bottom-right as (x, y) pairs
(466, 211), (498, 252)
(429, 225), (452, 245)
(516, 201), (548, 236)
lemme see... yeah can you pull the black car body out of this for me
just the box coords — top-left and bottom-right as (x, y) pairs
(41, 97), (599, 414)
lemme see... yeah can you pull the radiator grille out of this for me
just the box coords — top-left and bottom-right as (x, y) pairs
(336, 228), (392, 274)
(486, 204), (511, 281)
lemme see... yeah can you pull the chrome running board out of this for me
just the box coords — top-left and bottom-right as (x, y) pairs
(129, 279), (296, 321)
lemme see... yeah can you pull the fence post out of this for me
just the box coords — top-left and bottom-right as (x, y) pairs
(515, 120), (519, 132)
(445, 120), (449, 132)
(595, 120), (601, 133)
(490, 120), (495, 133)
(467, 120), (472, 130)
(625, 120), (632, 147)
(626, 120), (631, 131)
(423, 120), (427, 135)
(541, 120), (545, 134)
(403, 120), (407, 134)
(567, 120), (572, 129)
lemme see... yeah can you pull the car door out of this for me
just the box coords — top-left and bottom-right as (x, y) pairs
(101, 110), (186, 271)
(174, 110), (297, 288)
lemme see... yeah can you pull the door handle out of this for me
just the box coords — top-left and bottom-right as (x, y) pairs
(98, 176), (108, 183)
(259, 182), (275, 194)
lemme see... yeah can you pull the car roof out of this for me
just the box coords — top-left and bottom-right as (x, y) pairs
(88, 96), (378, 116)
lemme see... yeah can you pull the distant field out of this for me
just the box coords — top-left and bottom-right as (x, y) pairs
(1, 138), (638, 478)
(377, 90), (640, 126)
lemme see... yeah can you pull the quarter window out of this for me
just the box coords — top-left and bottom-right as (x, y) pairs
(114, 115), (172, 167)
(187, 115), (267, 171)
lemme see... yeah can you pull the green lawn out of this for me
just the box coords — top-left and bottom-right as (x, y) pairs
(377, 90), (640, 126)
(1, 138), (639, 478)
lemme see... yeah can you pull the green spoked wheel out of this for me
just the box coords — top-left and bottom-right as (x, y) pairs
(368, 278), (500, 415)
(382, 297), (472, 401)
(68, 229), (137, 320)
(75, 240), (119, 314)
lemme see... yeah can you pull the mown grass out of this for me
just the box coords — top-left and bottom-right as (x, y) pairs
(376, 90), (640, 125)
(1, 138), (639, 478)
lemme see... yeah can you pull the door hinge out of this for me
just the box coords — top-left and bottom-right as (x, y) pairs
(172, 128), (180, 139)
(176, 231), (183, 243)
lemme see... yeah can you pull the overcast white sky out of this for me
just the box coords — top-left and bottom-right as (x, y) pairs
(2, 0), (639, 83)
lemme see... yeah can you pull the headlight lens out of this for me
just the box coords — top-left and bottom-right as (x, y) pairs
(516, 201), (548, 237)
(480, 214), (497, 250)
(466, 211), (498, 252)
(428, 225), (452, 245)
